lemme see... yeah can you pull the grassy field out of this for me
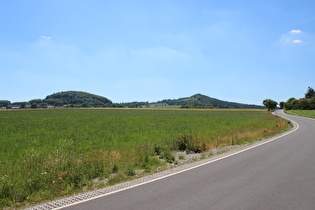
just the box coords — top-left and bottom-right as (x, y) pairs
(0, 108), (287, 207)
(285, 110), (315, 119)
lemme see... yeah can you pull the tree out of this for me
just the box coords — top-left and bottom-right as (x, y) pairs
(301, 99), (311, 110)
(305, 86), (315, 99)
(31, 103), (38, 108)
(263, 99), (278, 111)
(40, 103), (48, 108)
(279, 101), (284, 109)
(284, 98), (298, 110)
(29, 99), (42, 104)
(20, 102), (27, 109)
(310, 98), (315, 110)
(0, 100), (11, 107)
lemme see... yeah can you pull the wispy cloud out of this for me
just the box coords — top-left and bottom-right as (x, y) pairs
(293, 40), (302, 43)
(290, 30), (302, 34)
(41, 35), (52, 40)
(279, 30), (303, 44)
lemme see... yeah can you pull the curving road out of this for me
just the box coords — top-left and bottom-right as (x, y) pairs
(62, 111), (315, 210)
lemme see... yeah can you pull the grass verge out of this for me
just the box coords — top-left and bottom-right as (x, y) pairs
(285, 110), (315, 119)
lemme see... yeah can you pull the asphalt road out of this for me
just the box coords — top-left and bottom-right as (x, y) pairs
(63, 111), (315, 210)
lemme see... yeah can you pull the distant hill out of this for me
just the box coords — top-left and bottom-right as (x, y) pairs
(3, 91), (263, 109)
(156, 94), (264, 109)
(39, 91), (113, 108)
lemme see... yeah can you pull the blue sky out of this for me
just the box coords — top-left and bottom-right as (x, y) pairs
(1, 0), (314, 105)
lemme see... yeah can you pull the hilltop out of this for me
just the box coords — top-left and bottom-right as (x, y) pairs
(30, 91), (113, 108)
(155, 94), (264, 109)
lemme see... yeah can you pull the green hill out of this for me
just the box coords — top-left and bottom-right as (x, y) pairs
(42, 91), (113, 108)
(156, 94), (264, 109)
(24, 92), (262, 109)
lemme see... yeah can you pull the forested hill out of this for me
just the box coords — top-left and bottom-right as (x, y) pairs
(3, 92), (263, 109)
(156, 94), (264, 109)
(31, 91), (113, 108)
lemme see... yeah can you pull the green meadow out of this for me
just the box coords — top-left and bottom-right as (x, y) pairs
(0, 108), (287, 207)
(285, 110), (315, 119)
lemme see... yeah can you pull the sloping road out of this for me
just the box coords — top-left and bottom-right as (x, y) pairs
(62, 111), (315, 210)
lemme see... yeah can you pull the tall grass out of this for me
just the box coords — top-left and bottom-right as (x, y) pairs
(0, 109), (286, 207)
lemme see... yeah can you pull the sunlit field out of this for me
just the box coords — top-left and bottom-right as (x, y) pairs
(285, 110), (315, 119)
(0, 108), (287, 207)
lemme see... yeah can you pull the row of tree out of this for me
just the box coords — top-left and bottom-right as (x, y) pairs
(0, 100), (11, 108)
(281, 98), (315, 110)
(263, 87), (315, 111)
(282, 87), (315, 110)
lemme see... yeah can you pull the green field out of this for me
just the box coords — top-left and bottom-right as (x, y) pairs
(0, 108), (287, 207)
(285, 110), (315, 119)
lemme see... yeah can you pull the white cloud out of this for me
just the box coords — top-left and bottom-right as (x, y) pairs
(41, 35), (52, 40)
(290, 30), (302, 34)
(278, 30), (304, 45)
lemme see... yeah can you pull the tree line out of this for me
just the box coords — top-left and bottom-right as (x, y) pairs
(263, 87), (315, 111)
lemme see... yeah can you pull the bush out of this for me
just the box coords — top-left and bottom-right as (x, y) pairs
(123, 165), (136, 176)
(160, 150), (175, 163)
(175, 135), (208, 153)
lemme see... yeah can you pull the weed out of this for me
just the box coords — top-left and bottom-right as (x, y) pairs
(108, 173), (125, 185)
(123, 165), (136, 176)
(179, 155), (185, 160)
(112, 163), (119, 173)
(160, 150), (175, 163)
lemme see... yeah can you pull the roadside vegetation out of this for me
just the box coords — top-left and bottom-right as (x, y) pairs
(0, 108), (287, 208)
(285, 110), (315, 119)
(280, 87), (315, 111)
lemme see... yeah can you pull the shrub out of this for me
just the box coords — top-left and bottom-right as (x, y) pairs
(175, 135), (208, 153)
(160, 150), (175, 163)
(123, 165), (136, 176)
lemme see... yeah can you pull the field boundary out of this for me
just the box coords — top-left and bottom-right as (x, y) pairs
(28, 111), (299, 210)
